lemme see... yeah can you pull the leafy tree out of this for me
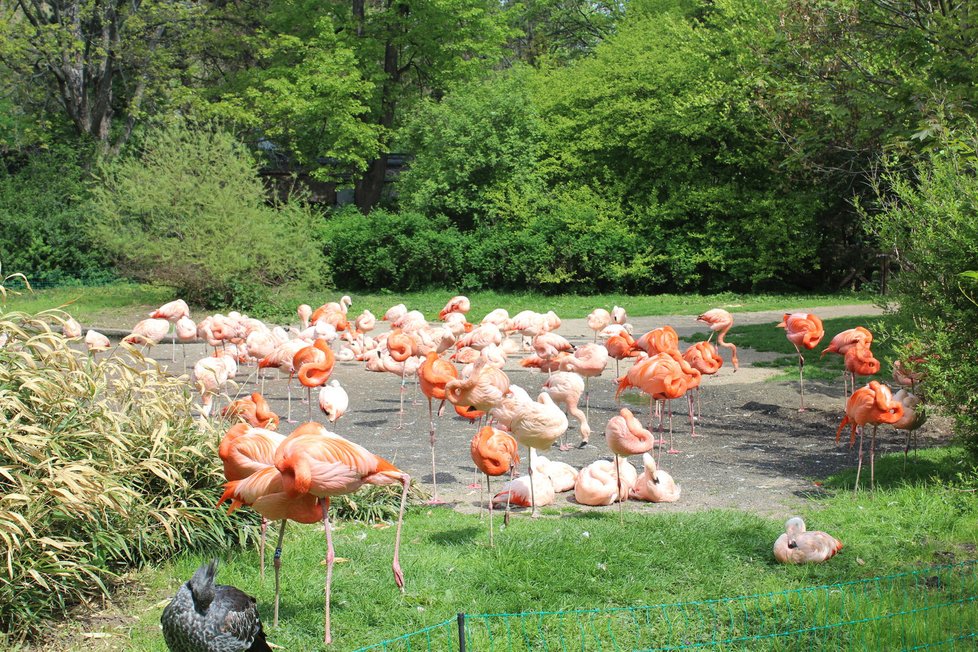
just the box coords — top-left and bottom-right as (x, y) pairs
(206, 0), (511, 213)
(867, 122), (978, 458)
(753, 0), (978, 284)
(0, 0), (211, 152)
(501, 0), (623, 65)
(398, 68), (545, 230)
(90, 123), (328, 308)
(0, 144), (107, 283)
(532, 0), (822, 291)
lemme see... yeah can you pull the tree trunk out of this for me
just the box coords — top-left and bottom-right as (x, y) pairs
(353, 32), (401, 213)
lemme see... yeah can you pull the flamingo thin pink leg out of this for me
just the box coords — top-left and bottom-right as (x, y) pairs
(688, 393), (699, 437)
(870, 424), (877, 491)
(528, 446), (539, 518)
(427, 398), (442, 504)
(320, 498), (334, 645)
(259, 517), (268, 580)
(392, 474), (410, 590)
(272, 520), (288, 627)
(615, 454), (623, 525)
(487, 474), (494, 547)
(854, 426), (865, 493)
(796, 344), (807, 412)
(667, 401), (681, 454)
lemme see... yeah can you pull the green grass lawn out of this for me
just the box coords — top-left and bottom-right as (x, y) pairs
(688, 314), (910, 382)
(1, 281), (874, 326)
(82, 447), (976, 652)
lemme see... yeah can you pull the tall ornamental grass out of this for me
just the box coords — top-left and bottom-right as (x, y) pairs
(0, 310), (255, 642)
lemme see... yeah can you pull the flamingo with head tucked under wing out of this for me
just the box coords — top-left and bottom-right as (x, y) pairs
(777, 312), (824, 411)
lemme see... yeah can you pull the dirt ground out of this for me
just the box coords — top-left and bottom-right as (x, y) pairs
(99, 302), (944, 519)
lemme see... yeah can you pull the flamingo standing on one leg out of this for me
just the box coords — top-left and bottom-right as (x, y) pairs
(150, 299), (190, 362)
(777, 312), (824, 411)
(586, 308), (611, 342)
(605, 408), (655, 521)
(836, 380), (904, 491)
(542, 371), (590, 450)
(418, 351), (459, 503)
(174, 315), (198, 365)
(496, 393), (568, 517)
(294, 339), (336, 421)
(696, 308), (738, 370)
(558, 343), (608, 421)
(274, 422), (411, 646)
(470, 426), (519, 545)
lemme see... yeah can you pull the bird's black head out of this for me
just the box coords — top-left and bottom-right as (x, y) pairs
(188, 559), (219, 612)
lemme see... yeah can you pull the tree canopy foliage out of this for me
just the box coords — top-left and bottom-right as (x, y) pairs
(1, 0), (976, 295)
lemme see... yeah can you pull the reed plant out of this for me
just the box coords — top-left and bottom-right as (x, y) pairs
(0, 309), (255, 643)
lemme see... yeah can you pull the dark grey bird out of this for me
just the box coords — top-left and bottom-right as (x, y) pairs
(161, 559), (272, 652)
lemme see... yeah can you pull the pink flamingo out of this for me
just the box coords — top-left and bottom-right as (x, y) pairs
(501, 393), (567, 517)
(630, 452), (681, 503)
(273, 422), (411, 645)
(124, 318), (171, 349)
(542, 371), (590, 449)
(777, 312), (825, 411)
(317, 379), (348, 423)
(470, 426), (519, 544)
(150, 299), (190, 361)
(586, 308), (612, 342)
(574, 458), (637, 506)
(774, 517), (842, 564)
(605, 408), (655, 519)
(836, 380), (904, 491)
(696, 308), (739, 370)
(84, 329), (111, 354)
(439, 295), (471, 320)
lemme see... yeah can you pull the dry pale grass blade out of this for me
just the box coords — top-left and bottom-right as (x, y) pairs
(0, 309), (253, 644)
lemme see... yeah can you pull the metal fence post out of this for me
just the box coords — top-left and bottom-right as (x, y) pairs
(457, 612), (466, 652)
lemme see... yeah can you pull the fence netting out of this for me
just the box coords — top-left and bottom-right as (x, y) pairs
(355, 560), (977, 651)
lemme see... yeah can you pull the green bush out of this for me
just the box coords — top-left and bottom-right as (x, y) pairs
(90, 123), (329, 309)
(322, 207), (466, 291)
(0, 144), (110, 284)
(0, 309), (255, 642)
(868, 123), (978, 458)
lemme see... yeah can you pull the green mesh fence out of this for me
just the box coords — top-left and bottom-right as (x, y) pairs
(354, 560), (977, 651)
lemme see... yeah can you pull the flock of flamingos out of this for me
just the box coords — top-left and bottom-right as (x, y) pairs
(57, 294), (925, 648)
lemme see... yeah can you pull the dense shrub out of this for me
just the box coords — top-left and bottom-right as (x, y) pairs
(868, 124), (978, 458)
(0, 144), (109, 284)
(90, 123), (328, 309)
(0, 310), (255, 642)
(323, 207), (466, 291)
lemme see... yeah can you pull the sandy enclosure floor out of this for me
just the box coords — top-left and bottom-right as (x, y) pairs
(96, 303), (944, 520)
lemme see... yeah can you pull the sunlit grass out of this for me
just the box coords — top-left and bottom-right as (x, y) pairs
(0, 282), (172, 328)
(2, 281), (874, 327)
(71, 447), (977, 652)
